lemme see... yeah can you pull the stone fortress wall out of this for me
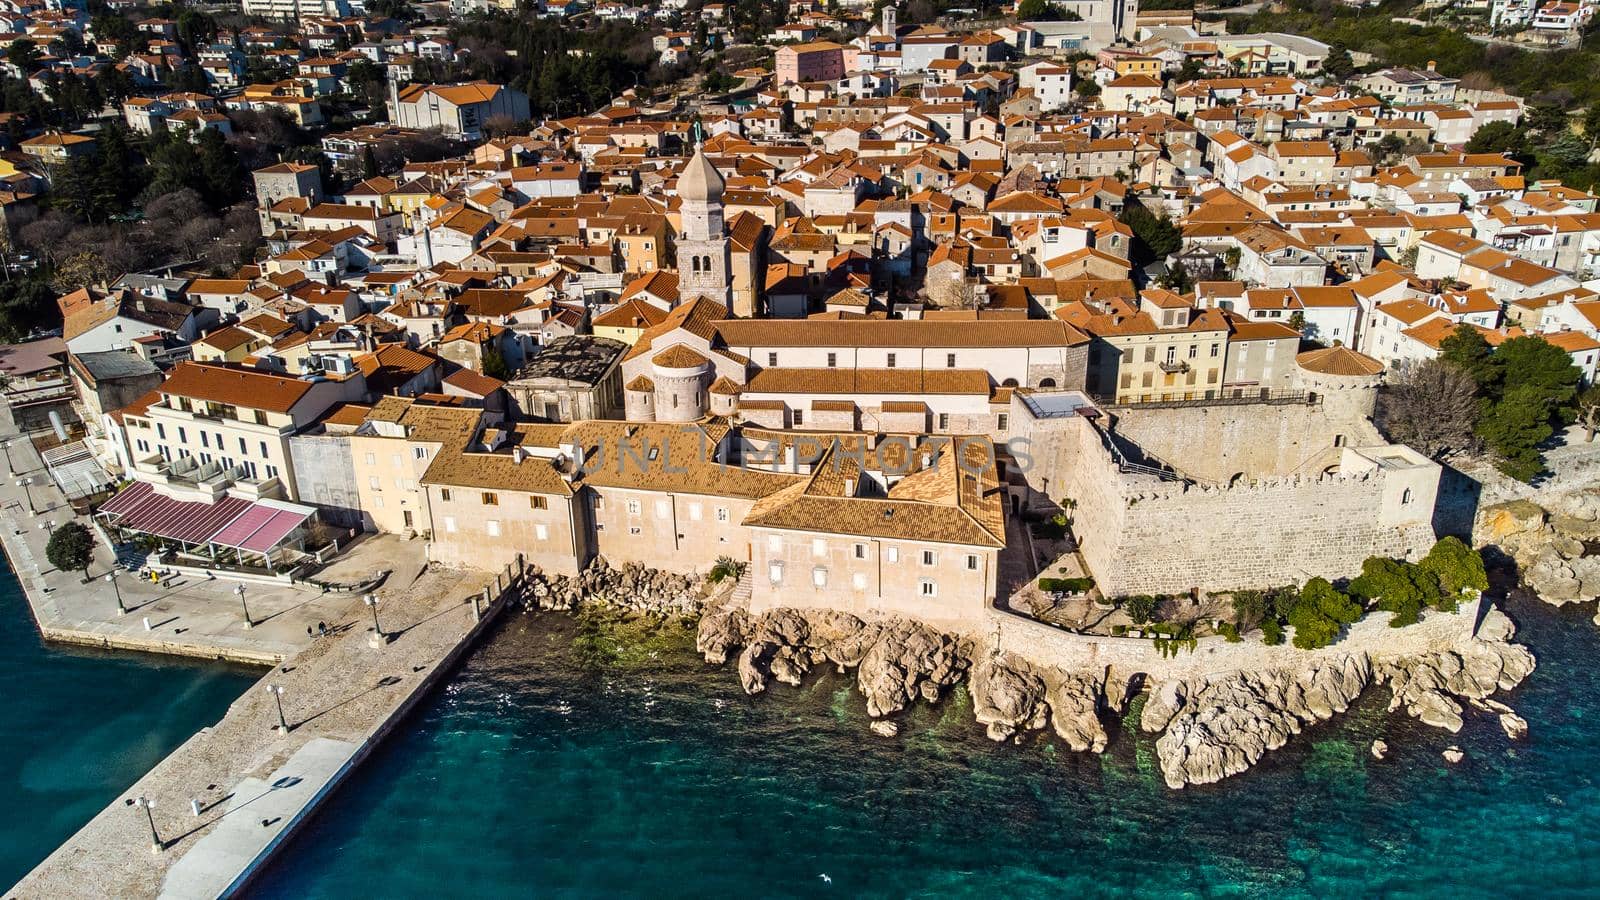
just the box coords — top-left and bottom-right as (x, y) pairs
(1103, 398), (1384, 484)
(1011, 387), (1440, 599)
(984, 596), (1483, 679)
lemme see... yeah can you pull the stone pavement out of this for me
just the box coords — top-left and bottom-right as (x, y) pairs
(0, 412), (401, 665)
(9, 554), (507, 899)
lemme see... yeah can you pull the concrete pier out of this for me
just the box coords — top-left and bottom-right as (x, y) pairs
(8, 558), (519, 899)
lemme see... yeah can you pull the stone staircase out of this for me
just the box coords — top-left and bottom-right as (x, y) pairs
(730, 568), (753, 606)
(114, 543), (156, 572)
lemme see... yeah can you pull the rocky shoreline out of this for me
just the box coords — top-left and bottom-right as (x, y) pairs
(1480, 488), (1600, 621)
(506, 558), (1541, 790)
(696, 602), (1536, 789)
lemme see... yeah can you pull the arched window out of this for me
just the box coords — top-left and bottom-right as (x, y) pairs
(1038, 378), (1057, 388)
(1001, 378), (1019, 388)
(1401, 488), (1413, 505)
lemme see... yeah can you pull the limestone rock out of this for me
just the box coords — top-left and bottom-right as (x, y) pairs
(696, 608), (750, 664)
(737, 641), (774, 695)
(1443, 746), (1464, 764)
(856, 620), (968, 718)
(1552, 489), (1600, 523)
(1526, 552), (1580, 602)
(768, 645), (811, 687)
(970, 654), (1049, 742)
(1139, 679), (1187, 734)
(1414, 689), (1465, 732)
(1046, 671), (1109, 753)
(1478, 499), (1546, 545)
(1371, 739), (1388, 760)
(1500, 711), (1528, 740)
(1477, 607), (1517, 643)
(1378, 621), (1534, 734)
(1148, 654), (1371, 789)
(869, 719), (898, 737)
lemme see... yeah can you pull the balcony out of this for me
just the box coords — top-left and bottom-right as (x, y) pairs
(3, 379), (75, 408)
(1158, 360), (1190, 374)
(132, 454), (284, 502)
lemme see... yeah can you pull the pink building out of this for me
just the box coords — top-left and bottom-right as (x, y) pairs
(775, 41), (847, 85)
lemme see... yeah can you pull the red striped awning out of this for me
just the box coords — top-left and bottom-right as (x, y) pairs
(211, 507), (311, 553)
(98, 482), (311, 551)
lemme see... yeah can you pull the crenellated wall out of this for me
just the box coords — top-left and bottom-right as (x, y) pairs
(1103, 396), (1383, 484)
(982, 596), (1483, 680)
(1010, 396), (1440, 598)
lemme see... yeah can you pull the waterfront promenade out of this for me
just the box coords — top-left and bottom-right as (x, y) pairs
(9, 555), (511, 899)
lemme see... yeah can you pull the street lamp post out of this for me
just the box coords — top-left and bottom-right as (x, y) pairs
(234, 584), (253, 629)
(2, 439), (14, 476)
(15, 477), (34, 515)
(364, 592), (385, 638)
(106, 570), (125, 616)
(134, 796), (161, 852)
(266, 684), (288, 734)
(37, 519), (53, 539)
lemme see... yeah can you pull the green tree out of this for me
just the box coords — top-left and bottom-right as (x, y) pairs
(196, 128), (245, 210)
(7, 39), (39, 74)
(1585, 101), (1600, 148)
(0, 277), (58, 343)
(1230, 589), (1269, 628)
(1287, 578), (1361, 650)
(1124, 594), (1158, 625)
(1528, 103), (1570, 137)
(481, 345), (512, 380)
(1465, 120), (1524, 156)
(1470, 335), (1583, 481)
(1118, 201), (1181, 264)
(1322, 42), (1355, 81)
(1349, 557), (1441, 627)
(175, 9), (217, 56)
(1418, 536), (1487, 605)
(1438, 324), (1501, 392)
(1498, 335), (1581, 412)
(46, 521), (95, 583)
(1018, 0), (1061, 19)
(1479, 383), (1558, 481)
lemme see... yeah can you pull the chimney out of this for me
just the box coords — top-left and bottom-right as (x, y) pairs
(1426, 60), (1437, 72)
(511, 446), (525, 465)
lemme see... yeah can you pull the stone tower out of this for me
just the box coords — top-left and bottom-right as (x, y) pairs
(881, 4), (897, 38)
(676, 143), (730, 311)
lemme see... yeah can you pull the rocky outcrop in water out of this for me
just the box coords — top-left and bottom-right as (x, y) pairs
(698, 607), (970, 717)
(1138, 654), (1372, 790)
(698, 602), (1536, 790)
(1479, 495), (1600, 605)
(1135, 608), (1536, 789)
(520, 558), (705, 616)
(1375, 607), (1535, 733)
(700, 608), (1117, 747)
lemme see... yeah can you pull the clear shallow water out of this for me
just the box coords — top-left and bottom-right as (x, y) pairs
(0, 558), (260, 887)
(251, 594), (1600, 899)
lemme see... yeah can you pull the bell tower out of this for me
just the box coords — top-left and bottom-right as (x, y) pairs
(676, 141), (730, 311)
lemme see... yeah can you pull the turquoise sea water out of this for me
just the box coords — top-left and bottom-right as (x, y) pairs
(0, 559), (260, 888)
(248, 592), (1600, 899)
